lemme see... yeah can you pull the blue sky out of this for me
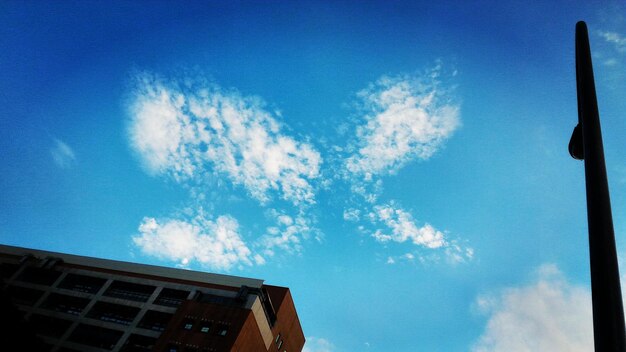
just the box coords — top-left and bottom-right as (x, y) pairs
(2, 1), (626, 351)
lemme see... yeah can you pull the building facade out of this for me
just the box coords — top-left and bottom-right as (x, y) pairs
(0, 245), (305, 352)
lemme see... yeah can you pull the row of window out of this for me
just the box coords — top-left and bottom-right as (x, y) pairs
(27, 314), (231, 351)
(181, 318), (229, 336)
(7, 287), (173, 331)
(42, 293), (174, 330)
(6, 313), (153, 352)
(8, 268), (191, 306)
(6, 265), (250, 315)
(28, 314), (157, 351)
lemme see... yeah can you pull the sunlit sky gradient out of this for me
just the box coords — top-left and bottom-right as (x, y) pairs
(2, 1), (626, 351)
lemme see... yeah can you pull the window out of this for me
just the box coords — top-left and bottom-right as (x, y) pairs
(104, 280), (155, 302)
(120, 334), (157, 352)
(200, 323), (211, 333)
(275, 333), (281, 343)
(181, 318), (194, 331)
(217, 325), (228, 336)
(6, 285), (44, 306)
(29, 314), (72, 338)
(137, 310), (173, 332)
(154, 288), (189, 307)
(277, 340), (283, 349)
(87, 301), (140, 326)
(16, 266), (61, 285)
(167, 344), (180, 352)
(58, 273), (106, 294)
(41, 293), (90, 315)
(68, 324), (123, 350)
(196, 292), (238, 306)
(0, 262), (19, 279)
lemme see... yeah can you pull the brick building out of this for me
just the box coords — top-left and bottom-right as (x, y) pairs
(0, 244), (305, 352)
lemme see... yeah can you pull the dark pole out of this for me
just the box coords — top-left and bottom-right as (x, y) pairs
(569, 21), (626, 351)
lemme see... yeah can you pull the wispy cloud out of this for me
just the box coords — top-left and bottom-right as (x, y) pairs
(445, 240), (474, 264)
(344, 198), (471, 265)
(51, 138), (76, 168)
(336, 64), (470, 264)
(303, 337), (335, 352)
(343, 208), (361, 222)
(473, 264), (592, 352)
(370, 202), (473, 264)
(595, 29), (626, 69)
(598, 31), (626, 53)
(369, 203), (445, 248)
(258, 209), (318, 257)
(126, 73), (327, 268)
(128, 73), (322, 206)
(132, 210), (253, 270)
(345, 66), (460, 180)
(127, 65), (466, 268)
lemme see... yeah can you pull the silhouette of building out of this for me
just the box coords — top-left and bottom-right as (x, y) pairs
(0, 245), (304, 352)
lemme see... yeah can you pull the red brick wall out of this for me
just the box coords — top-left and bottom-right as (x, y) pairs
(154, 300), (263, 351)
(231, 312), (268, 352)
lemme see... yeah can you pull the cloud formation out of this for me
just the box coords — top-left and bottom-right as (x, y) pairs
(127, 65), (465, 268)
(599, 31), (626, 53)
(595, 29), (626, 68)
(343, 208), (361, 222)
(336, 66), (469, 264)
(345, 69), (460, 180)
(51, 138), (76, 168)
(473, 264), (592, 352)
(369, 203), (445, 248)
(259, 209), (317, 257)
(365, 202), (472, 264)
(128, 73), (322, 206)
(132, 212), (253, 270)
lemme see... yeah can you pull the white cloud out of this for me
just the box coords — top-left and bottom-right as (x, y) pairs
(132, 212), (253, 270)
(259, 209), (316, 257)
(343, 208), (361, 222)
(51, 138), (76, 168)
(599, 31), (626, 53)
(348, 179), (383, 204)
(445, 240), (474, 264)
(368, 202), (473, 264)
(370, 203), (445, 249)
(473, 264), (593, 352)
(338, 66), (468, 261)
(345, 68), (460, 178)
(253, 254), (266, 265)
(128, 73), (322, 206)
(303, 337), (334, 352)
(595, 30), (626, 69)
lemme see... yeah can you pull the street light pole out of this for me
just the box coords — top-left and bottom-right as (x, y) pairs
(569, 21), (626, 351)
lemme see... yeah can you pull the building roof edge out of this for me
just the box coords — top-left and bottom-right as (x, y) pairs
(0, 244), (264, 289)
